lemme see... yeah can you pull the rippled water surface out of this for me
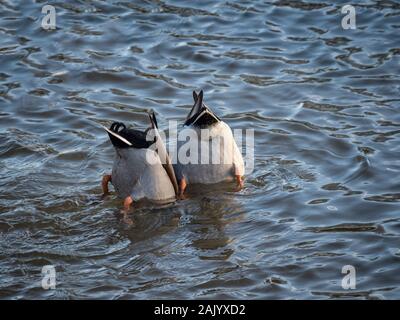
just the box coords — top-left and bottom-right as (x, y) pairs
(1, 0), (400, 299)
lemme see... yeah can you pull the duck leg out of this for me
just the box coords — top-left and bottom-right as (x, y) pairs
(178, 178), (187, 199)
(235, 175), (244, 191)
(234, 164), (244, 191)
(123, 196), (133, 210)
(102, 174), (112, 196)
(122, 196), (134, 225)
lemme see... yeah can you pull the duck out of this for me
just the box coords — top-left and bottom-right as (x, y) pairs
(174, 90), (244, 198)
(101, 112), (178, 211)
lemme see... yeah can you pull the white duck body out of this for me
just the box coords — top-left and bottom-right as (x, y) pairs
(112, 147), (176, 202)
(174, 120), (244, 185)
(104, 114), (178, 203)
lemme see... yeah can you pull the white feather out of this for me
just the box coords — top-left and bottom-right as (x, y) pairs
(175, 121), (245, 184)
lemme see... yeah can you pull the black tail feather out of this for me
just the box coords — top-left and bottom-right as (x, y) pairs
(110, 122), (126, 133)
(184, 90), (220, 126)
(106, 121), (154, 149)
(148, 111), (158, 129)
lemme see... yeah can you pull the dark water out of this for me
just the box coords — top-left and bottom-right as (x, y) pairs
(1, 0), (400, 299)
